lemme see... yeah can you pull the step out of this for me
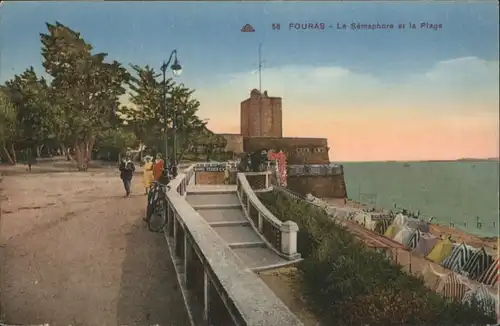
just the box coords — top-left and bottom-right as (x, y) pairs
(186, 193), (240, 206)
(232, 246), (292, 271)
(211, 225), (262, 244)
(197, 207), (247, 224)
(187, 185), (237, 194)
(192, 204), (241, 209)
(209, 221), (250, 227)
(228, 241), (267, 249)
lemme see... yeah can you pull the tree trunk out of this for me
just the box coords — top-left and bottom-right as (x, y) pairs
(74, 138), (95, 171)
(2, 145), (15, 165)
(66, 148), (73, 161)
(85, 137), (95, 165)
(177, 144), (191, 163)
(74, 143), (86, 171)
(36, 144), (44, 157)
(10, 143), (17, 164)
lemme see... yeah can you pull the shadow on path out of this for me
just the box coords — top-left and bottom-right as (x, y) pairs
(116, 218), (189, 326)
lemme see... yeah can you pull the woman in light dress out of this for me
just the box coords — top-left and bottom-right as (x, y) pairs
(142, 155), (154, 194)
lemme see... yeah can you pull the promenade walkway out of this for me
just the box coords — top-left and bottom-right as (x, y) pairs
(0, 163), (189, 326)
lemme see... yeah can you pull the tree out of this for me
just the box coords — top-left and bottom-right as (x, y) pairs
(0, 90), (17, 164)
(40, 22), (129, 170)
(95, 127), (140, 161)
(3, 67), (57, 158)
(120, 65), (208, 160)
(192, 128), (227, 162)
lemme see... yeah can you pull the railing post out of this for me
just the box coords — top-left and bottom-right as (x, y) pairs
(184, 234), (191, 284)
(280, 221), (299, 257)
(173, 216), (178, 249)
(265, 171), (269, 189)
(166, 202), (171, 234)
(257, 211), (263, 232)
(203, 271), (210, 323)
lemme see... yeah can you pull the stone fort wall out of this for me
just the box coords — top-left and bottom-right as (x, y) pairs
(243, 137), (329, 165)
(287, 174), (347, 198)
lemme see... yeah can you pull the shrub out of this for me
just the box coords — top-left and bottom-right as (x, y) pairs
(258, 190), (496, 325)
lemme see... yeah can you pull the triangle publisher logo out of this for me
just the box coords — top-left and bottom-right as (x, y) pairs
(241, 24), (255, 32)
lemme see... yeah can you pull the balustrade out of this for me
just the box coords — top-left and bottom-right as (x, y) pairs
(244, 171), (270, 190)
(236, 172), (300, 260)
(163, 164), (303, 326)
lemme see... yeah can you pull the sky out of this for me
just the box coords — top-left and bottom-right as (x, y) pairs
(1, 2), (498, 161)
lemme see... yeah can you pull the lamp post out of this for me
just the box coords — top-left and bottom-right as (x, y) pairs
(160, 50), (182, 178)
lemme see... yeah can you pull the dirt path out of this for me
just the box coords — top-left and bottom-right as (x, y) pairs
(0, 165), (189, 326)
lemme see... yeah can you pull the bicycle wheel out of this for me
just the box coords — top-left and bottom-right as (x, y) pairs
(147, 195), (167, 232)
(145, 186), (157, 223)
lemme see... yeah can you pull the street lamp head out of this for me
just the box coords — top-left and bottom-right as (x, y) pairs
(171, 58), (182, 76)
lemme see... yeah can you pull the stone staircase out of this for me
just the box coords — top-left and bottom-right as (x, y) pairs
(186, 185), (293, 271)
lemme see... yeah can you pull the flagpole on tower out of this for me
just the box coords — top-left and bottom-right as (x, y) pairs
(258, 42), (262, 92)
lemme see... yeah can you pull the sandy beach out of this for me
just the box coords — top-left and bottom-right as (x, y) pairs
(326, 198), (498, 252)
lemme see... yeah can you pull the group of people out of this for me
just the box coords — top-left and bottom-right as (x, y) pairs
(118, 153), (169, 197)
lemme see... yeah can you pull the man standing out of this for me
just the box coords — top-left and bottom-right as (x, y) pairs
(119, 154), (136, 196)
(26, 148), (34, 172)
(224, 162), (231, 184)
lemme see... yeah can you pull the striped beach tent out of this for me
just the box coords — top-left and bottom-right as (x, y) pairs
(461, 247), (494, 280)
(404, 228), (421, 249)
(412, 232), (438, 257)
(437, 272), (470, 301)
(374, 217), (393, 235)
(478, 258), (499, 286)
(393, 213), (430, 232)
(462, 284), (498, 317)
(441, 243), (475, 273)
(393, 225), (414, 245)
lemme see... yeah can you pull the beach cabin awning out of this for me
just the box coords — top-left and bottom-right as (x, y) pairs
(462, 247), (494, 280)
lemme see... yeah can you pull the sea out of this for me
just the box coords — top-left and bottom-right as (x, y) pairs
(340, 161), (499, 238)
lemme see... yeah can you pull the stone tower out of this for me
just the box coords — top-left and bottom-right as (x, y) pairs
(240, 89), (282, 138)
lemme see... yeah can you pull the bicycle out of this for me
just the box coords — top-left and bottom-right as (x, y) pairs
(145, 180), (170, 232)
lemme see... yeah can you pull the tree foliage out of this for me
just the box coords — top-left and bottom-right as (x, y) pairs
(258, 190), (496, 326)
(120, 64), (225, 161)
(1, 21), (224, 168)
(2, 67), (57, 157)
(0, 90), (17, 164)
(96, 128), (139, 155)
(39, 22), (129, 170)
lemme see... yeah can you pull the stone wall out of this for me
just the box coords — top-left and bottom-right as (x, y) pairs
(243, 137), (330, 164)
(195, 172), (225, 185)
(240, 89), (282, 138)
(287, 174), (347, 198)
(194, 171), (237, 185)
